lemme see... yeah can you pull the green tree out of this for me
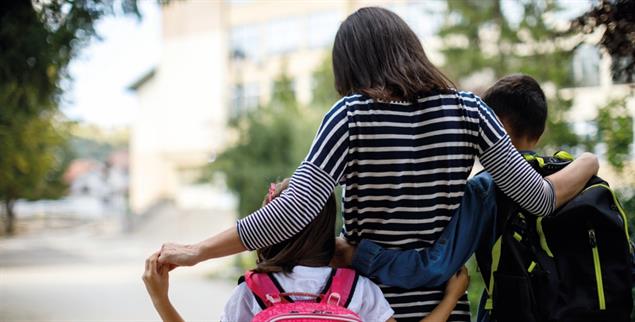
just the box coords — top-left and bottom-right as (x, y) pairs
(207, 60), (339, 270)
(594, 97), (634, 171)
(209, 53), (341, 219)
(572, 0), (635, 83)
(0, 1), (138, 234)
(438, 0), (579, 152)
(209, 72), (314, 218)
(311, 55), (339, 108)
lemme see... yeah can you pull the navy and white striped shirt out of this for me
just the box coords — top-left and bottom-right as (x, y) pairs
(237, 91), (555, 321)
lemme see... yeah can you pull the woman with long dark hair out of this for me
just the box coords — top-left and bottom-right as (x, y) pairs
(157, 7), (598, 321)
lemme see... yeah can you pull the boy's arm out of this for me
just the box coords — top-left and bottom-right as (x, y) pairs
(334, 175), (496, 289)
(143, 252), (185, 322)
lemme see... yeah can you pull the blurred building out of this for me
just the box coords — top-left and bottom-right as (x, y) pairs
(128, 0), (634, 214)
(127, 0), (440, 214)
(15, 150), (130, 219)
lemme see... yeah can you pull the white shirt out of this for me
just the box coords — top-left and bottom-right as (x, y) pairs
(220, 266), (394, 322)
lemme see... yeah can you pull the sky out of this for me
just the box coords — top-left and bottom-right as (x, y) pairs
(62, 1), (161, 129)
(62, 0), (590, 129)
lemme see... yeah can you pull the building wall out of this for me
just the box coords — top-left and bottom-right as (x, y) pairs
(130, 0), (633, 214)
(130, 1), (228, 214)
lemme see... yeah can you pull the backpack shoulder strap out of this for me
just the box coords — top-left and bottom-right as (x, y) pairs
(322, 268), (359, 308)
(244, 271), (290, 308)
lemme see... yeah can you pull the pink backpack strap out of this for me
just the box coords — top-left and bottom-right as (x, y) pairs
(244, 271), (291, 308)
(322, 268), (359, 308)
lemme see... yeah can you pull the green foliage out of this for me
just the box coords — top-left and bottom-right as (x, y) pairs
(209, 72), (318, 218)
(208, 53), (342, 220)
(594, 97), (634, 171)
(439, 0), (579, 152)
(572, 0), (635, 83)
(0, 1), (138, 234)
(311, 55), (339, 108)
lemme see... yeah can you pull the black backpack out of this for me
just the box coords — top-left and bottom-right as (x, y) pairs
(477, 151), (633, 322)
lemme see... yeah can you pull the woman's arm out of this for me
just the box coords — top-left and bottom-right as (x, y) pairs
(472, 92), (598, 216)
(159, 226), (245, 266)
(159, 97), (352, 266)
(419, 267), (470, 322)
(142, 252), (185, 322)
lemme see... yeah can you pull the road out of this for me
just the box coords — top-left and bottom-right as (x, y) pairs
(0, 206), (240, 322)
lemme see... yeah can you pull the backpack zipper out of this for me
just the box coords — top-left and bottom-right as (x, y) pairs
(588, 228), (606, 310)
(583, 184), (632, 253)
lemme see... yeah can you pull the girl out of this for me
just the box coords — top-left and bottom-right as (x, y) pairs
(143, 179), (470, 322)
(157, 7), (599, 321)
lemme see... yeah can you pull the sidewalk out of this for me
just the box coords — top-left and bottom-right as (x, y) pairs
(0, 205), (239, 321)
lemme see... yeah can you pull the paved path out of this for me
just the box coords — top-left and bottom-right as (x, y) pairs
(0, 206), (240, 321)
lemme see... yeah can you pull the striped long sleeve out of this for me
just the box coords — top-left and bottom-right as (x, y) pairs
(236, 97), (352, 250)
(468, 92), (556, 216)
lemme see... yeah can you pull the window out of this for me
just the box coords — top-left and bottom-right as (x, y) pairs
(231, 83), (260, 117)
(230, 24), (262, 61)
(572, 44), (601, 87)
(308, 11), (340, 48)
(267, 18), (302, 55)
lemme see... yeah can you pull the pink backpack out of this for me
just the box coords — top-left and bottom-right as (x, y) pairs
(244, 268), (363, 322)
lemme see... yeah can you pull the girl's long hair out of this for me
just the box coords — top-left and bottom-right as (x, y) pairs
(333, 7), (455, 101)
(254, 179), (337, 273)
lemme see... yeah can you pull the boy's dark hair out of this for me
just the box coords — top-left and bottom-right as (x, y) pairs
(332, 7), (455, 101)
(482, 74), (548, 141)
(254, 179), (337, 273)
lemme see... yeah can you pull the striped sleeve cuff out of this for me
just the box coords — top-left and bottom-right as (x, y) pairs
(480, 135), (555, 216)
(237, 161), (337, 250)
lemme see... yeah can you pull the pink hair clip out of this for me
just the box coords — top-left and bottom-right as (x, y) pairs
(267, 183), (277, 203)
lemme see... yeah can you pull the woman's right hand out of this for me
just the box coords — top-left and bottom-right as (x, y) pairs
(445, 266), (469, 300)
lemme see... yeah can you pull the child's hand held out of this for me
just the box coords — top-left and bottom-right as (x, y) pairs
(142, 251), (170, 304)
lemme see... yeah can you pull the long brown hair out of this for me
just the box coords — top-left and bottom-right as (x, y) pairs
(332, 7), (455, 101)
(254, 179), (337, 273)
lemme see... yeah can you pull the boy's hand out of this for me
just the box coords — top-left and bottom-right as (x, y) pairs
(445, 266), (469, 300)
(143, 251), (170, 304)
(331, 237), (356, 268)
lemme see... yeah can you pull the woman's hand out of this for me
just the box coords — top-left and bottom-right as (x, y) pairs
(548, 152), (599, 209)
(445, 266), (469, 300)
(157, 226), (248, 267)
(157, 243), (202, 267)
(331, 237), (356, 268)
(143, 251), (170, 304)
